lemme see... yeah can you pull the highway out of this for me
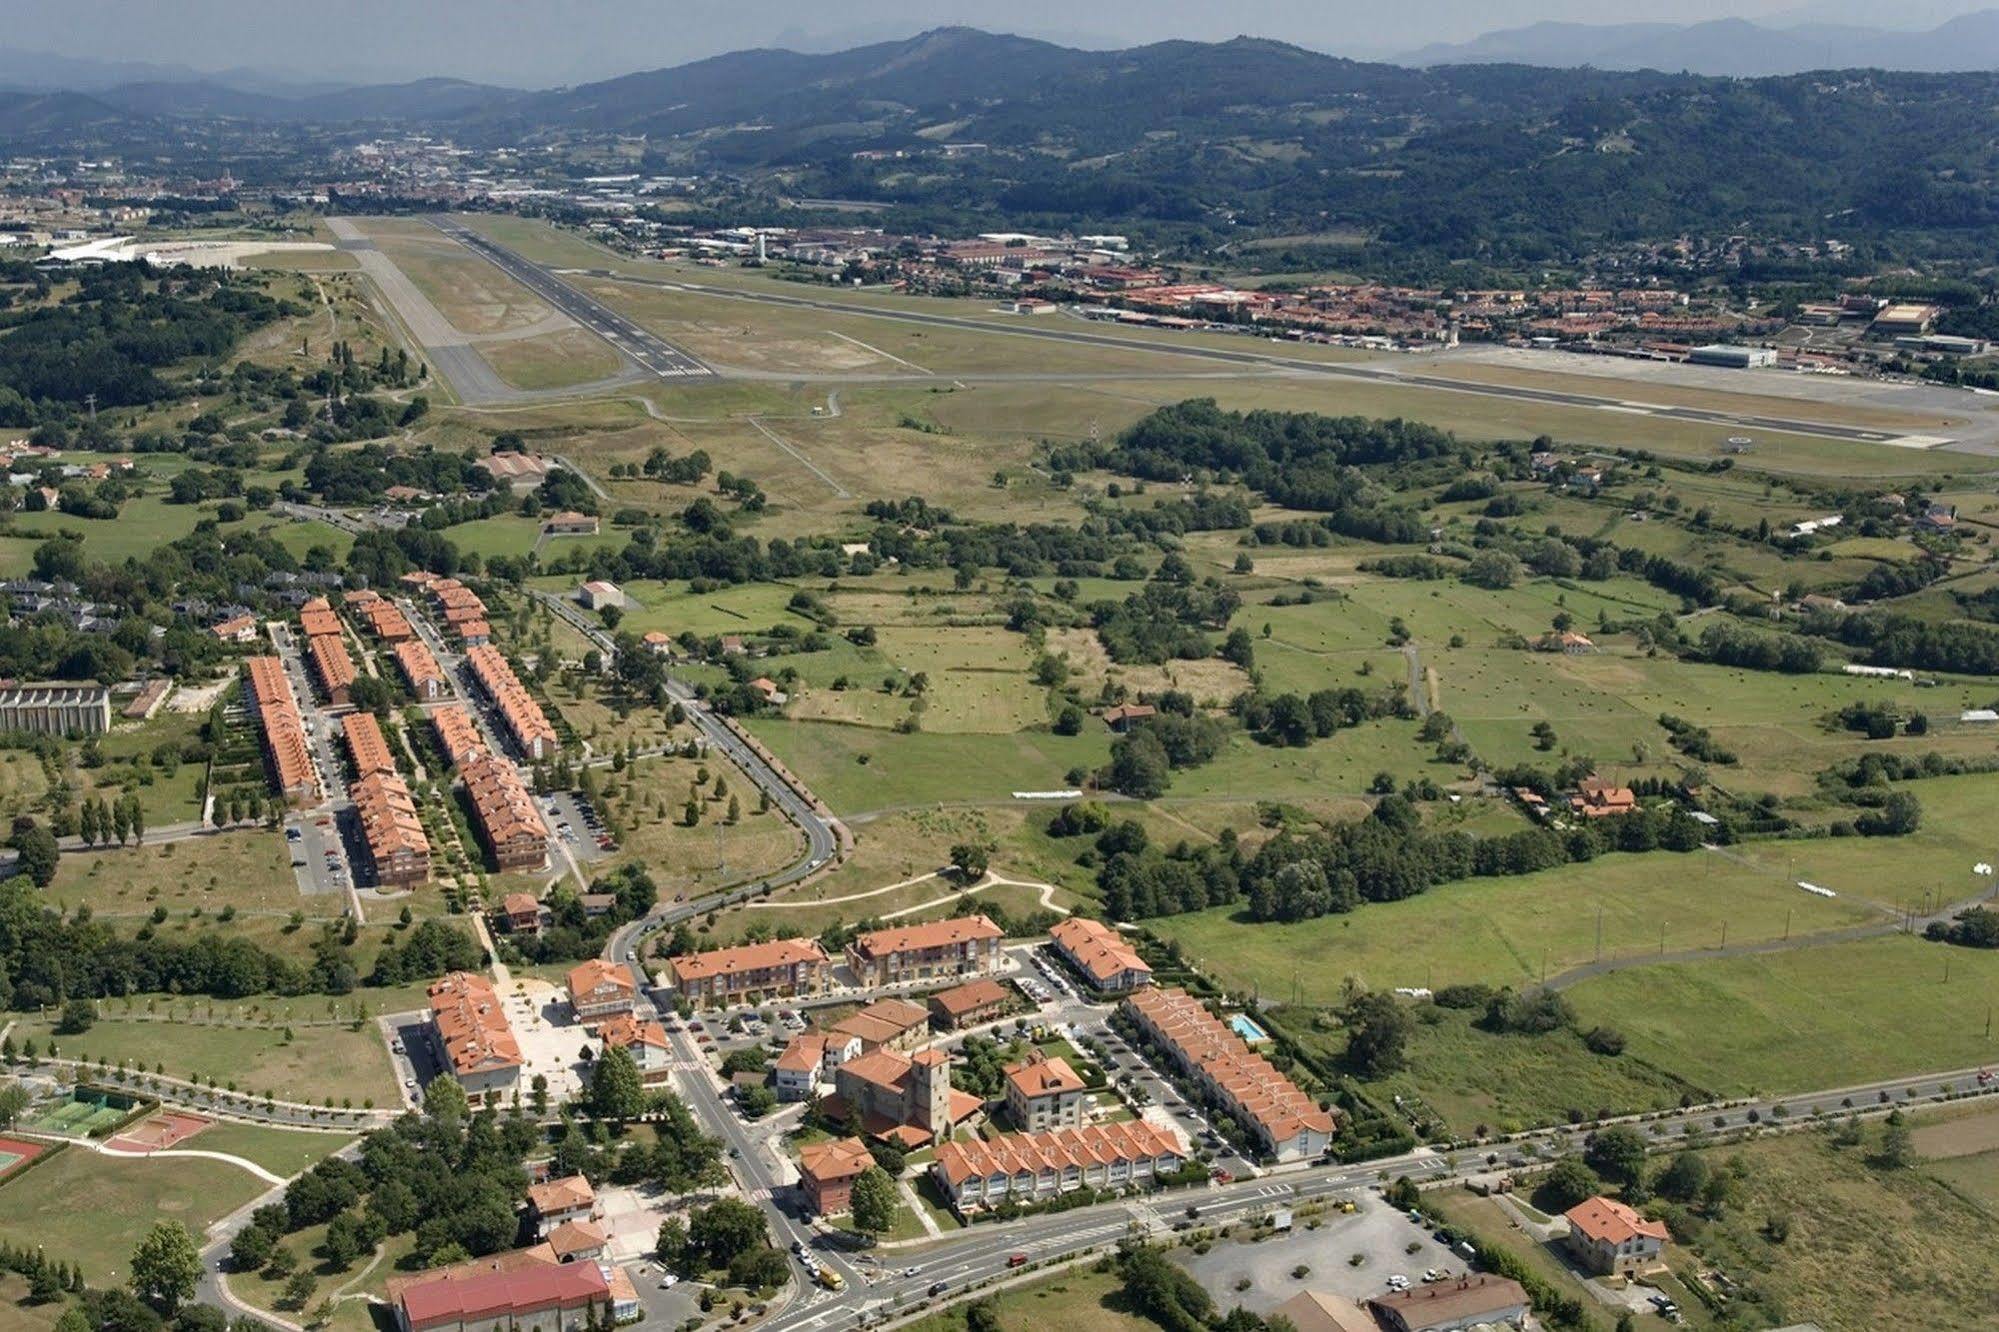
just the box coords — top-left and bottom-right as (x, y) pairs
(426, 216), (713, 382)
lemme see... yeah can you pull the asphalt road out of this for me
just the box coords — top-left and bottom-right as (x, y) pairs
(426, 216), (713, 382)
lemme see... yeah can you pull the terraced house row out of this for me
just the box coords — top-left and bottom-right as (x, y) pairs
(341, 713), (430, 888)
(242, 655), (319, 806)
(931, 1119), (1185, 1212)
(394, 637), (447, 700)
(344, 588), (414, 642)
(843, 913), (1005, 987)
(667, 936), (829, 1007)
(462, 751), (548, 870)
(465, 644), (557, 759)
(1123, 987), (1336, 1162)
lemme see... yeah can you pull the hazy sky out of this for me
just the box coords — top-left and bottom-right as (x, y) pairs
(8, 0), (1997, 86)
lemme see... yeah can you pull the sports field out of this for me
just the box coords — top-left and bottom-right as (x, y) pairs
(0, 1134), (48, 1180)
(21, 1092), (131, 1137)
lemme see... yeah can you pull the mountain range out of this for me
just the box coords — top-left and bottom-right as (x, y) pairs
(1400, 11), (1999, 76)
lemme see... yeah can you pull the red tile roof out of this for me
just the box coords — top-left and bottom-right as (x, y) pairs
(934, 1119), (1182, 1187)
(1565, 1196), (1669, 1245)
(669, 937), (827, 984)
(798, 1136), (874, 1187)
(849, 914), (1002, 961)
(428, 971), (521, 1078)
(1049, 917), (1150, 985)
(397, 1256), (606, 1332)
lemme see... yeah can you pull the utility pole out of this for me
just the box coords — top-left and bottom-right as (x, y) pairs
(83, 392), (96, 422)
(1595, 906), (1603, 963)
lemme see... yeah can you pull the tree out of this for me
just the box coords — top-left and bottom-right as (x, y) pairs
(8, 821), (59, 887)
(849, 1166), (898, 1241)
(1464, 551), (1520, 590)
(1584, 1126), (1649, 1190)
(281, 1270), (317, 1311)
(1540, 1158), (1602, 1212)
(422, 1075), (469, 1128)
(1342, 992), (1412, 1077)
(587, 1046), (646, 1121)
(230, 1223), (277, 1272)
(0, 1082), (28, 1127)
(688, 1197), (767, 1271)
(1876, 1112), (1915, 1170)
(55, 997), (95, 1034)
(1653, 1150), (1709, 1203)
(656, 1217), (689, 1274)
(131, 1220), (202, 1314)
(949, 842), (989, 883)
(54, 1309), (91, 1332)
(964, 1299), (1003, 1332)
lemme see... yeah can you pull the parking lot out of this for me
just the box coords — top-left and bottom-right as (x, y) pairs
(1172, 1201), (1471, 1313)
(543, 789), (614, 862)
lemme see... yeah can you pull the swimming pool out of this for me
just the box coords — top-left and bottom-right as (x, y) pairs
(1229, 1013), (1270, 1043)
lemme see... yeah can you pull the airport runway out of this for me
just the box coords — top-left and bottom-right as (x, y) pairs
(426, 215), (713, 381)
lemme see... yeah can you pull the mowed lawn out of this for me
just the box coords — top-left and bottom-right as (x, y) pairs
(1148, 843), (1882, 1002)
(0, 1148), (266, 1284)
(898, 1265), (1157, 1332)
(18, 1012), (400, 1108)
(1563, 934), (1999, 1097)
(44, 831), (306, 919)
(165, 1123), (355, 1177)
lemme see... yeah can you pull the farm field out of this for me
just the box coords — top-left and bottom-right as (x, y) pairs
(0, 1148), (266, 1286)
(1562, 934), (1999, 1097)
(1148, 839), (1884, 1003)
(743, 718), (1107, 815)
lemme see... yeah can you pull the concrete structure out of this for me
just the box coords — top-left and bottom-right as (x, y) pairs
(667, 937), (829, 1007)
(1123, 987), (1335, 1162)
(576, 580), (625, 610)
(1687, 343), (1777, 369)
(826, 996), (931, 1054)
(1369, 1276), (1530, 1332)
(1563, 1195), (1668, 1277)
(1003, 1050), (1088, 1131)
(465, 644), (557, 759)
(567, 959), (638, 1023)
(928, 977), (1013, 1028)
(428, 971), (522, 1099)
(1049, 917), (1152, 992)
(0, 682), (111, 736)
(931, 1120), (1183, 1212)
(242, 658), (318, 805)
(394, 1256), (607, 1332)
(844, 914), (1005, 987)
(797, 1136), (874, 1217)
(543, 511), (600, 536)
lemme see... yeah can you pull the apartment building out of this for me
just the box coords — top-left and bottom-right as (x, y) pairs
(567, 959), (638, 1023)
(797, 1137), (873, 1217)
(1123, 987), (1335, 1162)
(242, 656), (319, 805)
(465, 644), (557, 759)
(592, 1012), (671, 1082)
(394, 638), (447, 700)
(0, 682), (111, 737)
(826, 996), (931, 1054)
(844, 914), (1005, 987)
(666, 937), (830, 1008)
(1049, 917), (1152, 992)
(351, 769), (431, 888)
(773, 1031), (859, 1101)
(395, 1261), (607, 1332)
(927, 977), (1013, 1029)
(525, 1175), (596, 1237)
(461, 751), (548, 870)
(352, 597), (414, 642)
(428, 971), (522, 1098)
(1003, 1050), (1087, 1131)
(431, 704), (486, 768)
(931, 1120), (1184, 1212)
(307, 631), (356, 707)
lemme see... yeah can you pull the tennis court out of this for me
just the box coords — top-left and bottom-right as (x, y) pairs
(21, 1090), (136, 1137)
(108, 1111), (210, 1153)
(0, 1134), (49, 1181)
